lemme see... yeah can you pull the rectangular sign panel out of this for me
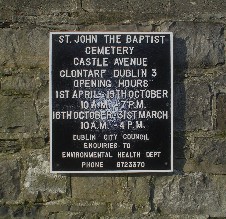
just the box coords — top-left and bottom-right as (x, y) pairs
(50, 32), (173, 173)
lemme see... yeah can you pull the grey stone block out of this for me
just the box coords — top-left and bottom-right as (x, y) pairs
(109, 202), (134, 216)
(160, 22), (225, 69)
(69, 201), (108, 214)
(174, 79), (212, 131)
(11, 205), (24, 218)
(0, 95), (38, 133)
(0, 69), (46, 95)
(1, 75), (35, 95)
(0, 28), (49, 68)
(153, 173), (226, 217)
(0, 0), (80, 21)
(71, 176), (131, 202)
(78, 24), (153, 32)
(82, 0), (169, 14)
(71, 176), (151, 215)
(0, 156), (20, 201)
(81, 0), (226, 23)
(38, 201), (71, 217)
(0, 0), (225, 26)
(21, 136), (46, 149)
(128, 177), (150, 208)
(22, 150), (68, 203)
(0, 139), (21, 153)
(169, 0), (226, 21)
(183, 137), (226, 174)
(147, 214), (209, 219)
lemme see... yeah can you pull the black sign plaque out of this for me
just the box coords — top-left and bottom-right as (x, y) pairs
(50, 32), (173, 173)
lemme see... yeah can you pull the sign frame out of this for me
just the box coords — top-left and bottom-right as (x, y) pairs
(49, 32), (173, 173)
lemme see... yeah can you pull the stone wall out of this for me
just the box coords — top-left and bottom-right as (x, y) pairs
(0, 0), (225, 218)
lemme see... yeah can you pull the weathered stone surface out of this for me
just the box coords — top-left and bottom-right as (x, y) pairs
(109, 202), (133, 216)
(0, 203), (41, 218)
(81, 0), (226, 23)
(22, 150), (68, 202)
(174, 79), (212, 131)
(21, 136), (46, 149)
(153, 173), (226, 217)
(0, 0), (80, 21)
(72, 176), (131, 202)
(0, 155), (20, 201)
(78, 23), (153, 32)
(101, 213), (209, 219)
(213, 71), (226, 93)
(160, 22), (225, 69)
(35, 83), (49, 132)
(0, 133), (47, 150)
(38, 200), (108, 218)
(53, 212), (90, 219)
(194, 137), (226, 165)
(0, 69), (47, 95)
(23, 204), (41, 218)
(82, 0), (169, 14)
(11, 205), (24, 217)
(0, 28), (49, 68)
(78, 24), (109, 31)
(183, 137), (226, 174)
(216, 94), (226, 130)
(0, 205), (9, 219)
(0, 0), (225, 25)
(169, 0), (226, 22)
(148, 214), (209, 219)
(136, 23), (154, 32)
(127, 177), (150, 211)
(37, 200), (70, 218)
(1, 76), (34, 95)
(70, 201), (108, 214)
(0, 139), (21, 153)
(151, 215), (209, 219)
(0, 95), (38, 133)
(212, 71), (226, 130)
(72, 176), (151, 215)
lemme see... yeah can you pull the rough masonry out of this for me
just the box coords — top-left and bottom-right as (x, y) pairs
(0, 0), (225, 218)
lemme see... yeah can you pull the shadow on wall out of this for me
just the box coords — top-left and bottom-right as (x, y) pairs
(173, 36), (188, 173)
(147, 36), (188, 212)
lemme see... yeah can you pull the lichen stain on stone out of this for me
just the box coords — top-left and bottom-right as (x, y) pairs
(24, 154), (66, 195)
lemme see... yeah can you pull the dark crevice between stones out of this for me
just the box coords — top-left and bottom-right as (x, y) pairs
(35, 191), (43, 203)
(131, 204), (136, 213)
(68, 174), (73, 198)
(81, 0), (89, 13)
(149, 179), (155, 212)
(0, 21), (11, 28)
(44, 134), (49, 145)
